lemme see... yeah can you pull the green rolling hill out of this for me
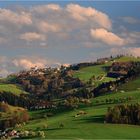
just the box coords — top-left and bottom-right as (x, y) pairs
(16, 89), (140, 139)
(2, 55), (140, 139)
(0, 83), (28, 96)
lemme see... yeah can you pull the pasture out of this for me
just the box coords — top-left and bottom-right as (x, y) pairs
(0, 83), (28, 95)
(17, 90), (140, 139)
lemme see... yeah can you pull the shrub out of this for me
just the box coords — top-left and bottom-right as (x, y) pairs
(43, 124), (48, 129)
(37, 131), (45, 138)
(64, 96), (79, 109)
(20, 130), (29, 137)
(28, 131), (36, 137)
(95, 100), (99, 104)
(19, 130), (37, 138)
(47, 112), (53, 117)
(15, 123), (22, 128)
(0, 102), (9, 112)
(59, 123), (64, 128)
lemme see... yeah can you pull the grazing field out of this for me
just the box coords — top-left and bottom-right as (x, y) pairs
(73, 63), (115, 87)
(115, 56), (140, 62)
(17, 90), (140, 139)
(0, 83), (28, 95)
(73, 63), (113, 78)
(73, 64), (108, 81)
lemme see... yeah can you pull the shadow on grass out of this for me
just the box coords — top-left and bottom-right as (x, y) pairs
(45, 127), (77, 131)
(73, 115), (105, 124)
(46, 127), (61, 131)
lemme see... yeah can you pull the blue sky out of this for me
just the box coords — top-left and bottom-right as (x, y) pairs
(0, 1), (140, 76)
(1, 1), (140, 17)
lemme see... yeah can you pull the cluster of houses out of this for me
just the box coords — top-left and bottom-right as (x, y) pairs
(14, 63), (71, 79)
(97, 57), (111, 63)
(17, 67), (59, 77)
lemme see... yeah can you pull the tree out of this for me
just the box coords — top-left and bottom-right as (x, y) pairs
(0, 102), (9, 112)
(105, 104), (140, 125)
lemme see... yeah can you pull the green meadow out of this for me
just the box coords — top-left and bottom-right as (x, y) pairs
(16, 89), (140, 139)
(4, 56), (140, 139)
(16, 56), (140, 139)
(0, 83), (28, 95)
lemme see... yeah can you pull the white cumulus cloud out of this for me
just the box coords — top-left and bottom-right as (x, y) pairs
(0, 8), (32, 25)
(38, 21), (60, 33)
(90, 28), (125, 46)
(32, 4), (61, 13)
(66, 4), (112, 29)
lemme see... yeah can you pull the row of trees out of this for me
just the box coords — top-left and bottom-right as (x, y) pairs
(0, 91), (35, 109)
(63, 96), (91, 109)
(95, 96), (133, 105)
(105, 104), (140, 125)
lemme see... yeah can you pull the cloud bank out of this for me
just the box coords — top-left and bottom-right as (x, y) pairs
(0, 3), (139, 76)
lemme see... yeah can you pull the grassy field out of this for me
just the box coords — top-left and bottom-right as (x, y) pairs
(73, 64), (115, 86)
(73, 64), (108, 81)
(0, 83), (28, 95)
(17, 90), (140, 139)
(115, 56), (140, 62)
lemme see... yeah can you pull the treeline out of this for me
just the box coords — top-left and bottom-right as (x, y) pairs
(0, 92), (33, 109)
(69, 62), (98, 70)
(106, 104), (140, 125)
(0, 91), (54, 110)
